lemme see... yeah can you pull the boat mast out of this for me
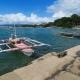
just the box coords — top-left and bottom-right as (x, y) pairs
(10, 24), (17, 39)
(14, 24), (17, 38)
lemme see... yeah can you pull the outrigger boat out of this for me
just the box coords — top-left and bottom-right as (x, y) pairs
(0, 25), (50, 56)
(60, 32), (80, 38)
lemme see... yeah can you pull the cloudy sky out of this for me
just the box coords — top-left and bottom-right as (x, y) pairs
(0, 0), (79, 24)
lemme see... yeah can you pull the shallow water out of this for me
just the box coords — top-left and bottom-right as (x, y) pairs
(0, 27), (80, 75)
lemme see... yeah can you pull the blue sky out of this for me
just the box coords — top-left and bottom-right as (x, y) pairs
(0, 0), (79, 24)
(0, 0), (54, 16)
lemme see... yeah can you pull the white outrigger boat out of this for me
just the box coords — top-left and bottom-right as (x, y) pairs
(0, 26), (50, 56)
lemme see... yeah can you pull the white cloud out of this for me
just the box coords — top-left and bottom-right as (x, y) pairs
(48, 0), (80, 19)
(26, 13), (52, 23)
(0, 0), (79, 24)
(52, 11), (66, 18)
(0, 13), (53, 24)
(0, 13), (27, 23)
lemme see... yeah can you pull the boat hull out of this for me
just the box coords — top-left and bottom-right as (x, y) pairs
(22, 50), (34, 56)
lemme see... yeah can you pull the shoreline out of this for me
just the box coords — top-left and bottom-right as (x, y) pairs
(0, 45), (80, 80)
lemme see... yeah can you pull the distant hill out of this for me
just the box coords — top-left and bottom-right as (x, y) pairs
(0, 24), (38, 28)
(40, 14), (80, 28)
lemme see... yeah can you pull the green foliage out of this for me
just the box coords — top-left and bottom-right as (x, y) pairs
(41, 14), (80, 28)
(16, 24), (38, 27)
(53, 14), (80, 28)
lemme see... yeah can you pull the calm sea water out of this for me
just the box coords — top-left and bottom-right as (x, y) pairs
(0, 27), (80, 75)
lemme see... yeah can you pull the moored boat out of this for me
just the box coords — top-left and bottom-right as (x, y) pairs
(0, 25), (50, 56)
(60, 32), (80, 38)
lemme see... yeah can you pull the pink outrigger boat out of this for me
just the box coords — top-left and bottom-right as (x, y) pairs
(9, 38), (34, 56)
(14, 41), (34, 56)
(0, 25), (50, 56)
